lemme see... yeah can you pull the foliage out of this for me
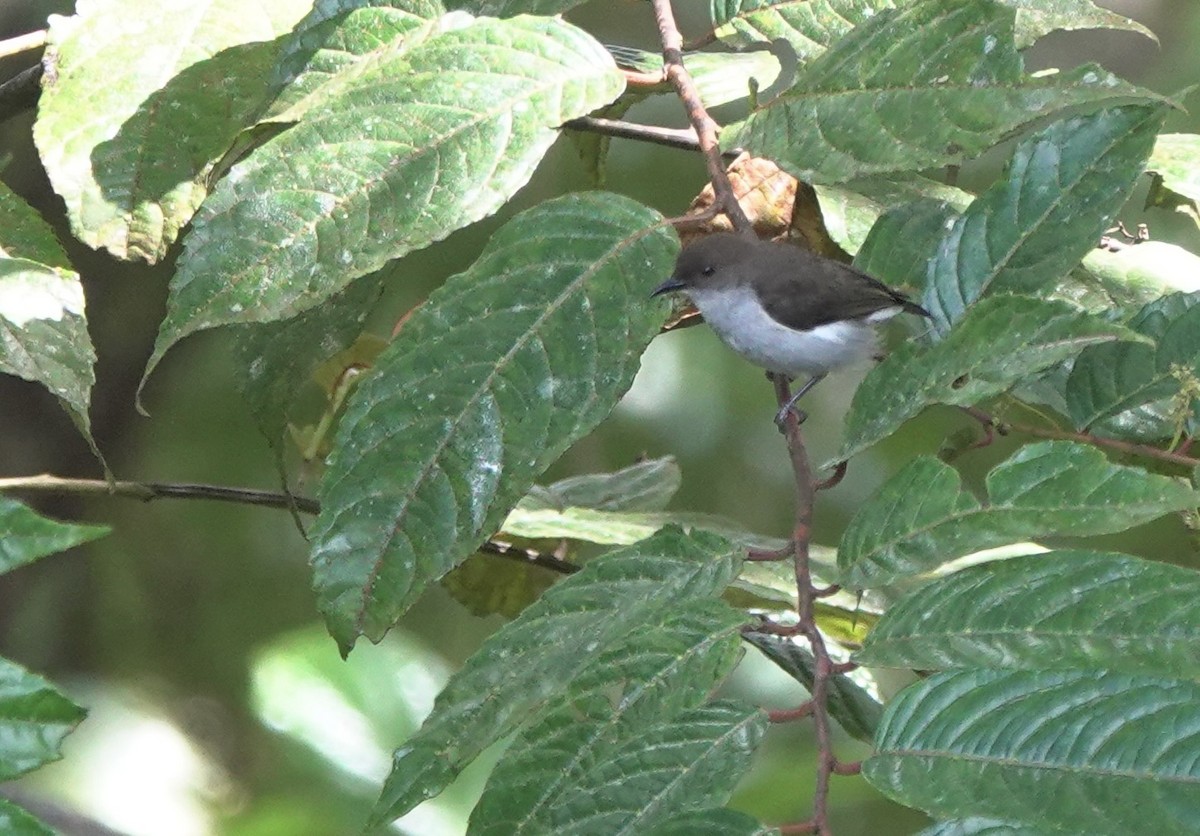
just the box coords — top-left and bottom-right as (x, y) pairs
(2, 0), (1199, 832)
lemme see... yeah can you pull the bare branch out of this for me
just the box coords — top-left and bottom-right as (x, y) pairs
(0, 30), (46, 60)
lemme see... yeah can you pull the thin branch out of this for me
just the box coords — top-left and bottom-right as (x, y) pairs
(0, 30), (46, 60)
(960, 406), (1200, 469)
(0, 63), (42, 123)
(563, 115), (703, 153)
(619, 67), (666, 86)
(772, 373), (837, 836)
(651, 0), (753, 235)
(0, 474), (578, 575)
(769, 702), (815, 723)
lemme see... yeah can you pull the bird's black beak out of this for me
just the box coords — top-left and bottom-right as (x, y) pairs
(650, 277), (685, 298)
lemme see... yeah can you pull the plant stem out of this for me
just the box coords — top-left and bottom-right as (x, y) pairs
(0, 30), (46, 60)
(563, 116), (704, 153)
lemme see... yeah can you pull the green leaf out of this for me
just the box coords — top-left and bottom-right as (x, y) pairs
(1065, 292), (1200, 432)
(1148, 133), (1200, 204)
(814, 174), (972, 255)
(266, 0), (447, 119)
(743, 631), (883, 742)
(0, 800), (53, 836)
(143, 15), (625, 389)
(445, 0), (590, 15)
(310, 193), (676, 652)
(1081, 244), (1200, 303)
(644, 809), (776, 836)
(368, 527), (744, 825)
(917, 817), (1056, 835)
(33, 0), (311, 262)
(232, 277), (382, 449)
(440, 553), (559, 619)
(0, 181), (71, 270)
(0, 258), (100, 457)
(711, 0), (1152, 56)
(520, 457), (682, 513)
(0, 497), (109, 576)
(838, 296), (1146, 461)
(711, 0), (896, 62)
(725, 0), (1161, 185)
(865, 669), (1200, 833)
(857, 551), (1200, 676)
(0, 657), (86, 781)
(922, 105), (1167, 334)
(605, 45), (783, 110)
(839, 442), (1197, 587)
(470, 613), (758, 835)
(853, 198), (961, 292)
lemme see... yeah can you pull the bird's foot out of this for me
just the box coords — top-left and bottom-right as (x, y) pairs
(774, 403), (808, 431)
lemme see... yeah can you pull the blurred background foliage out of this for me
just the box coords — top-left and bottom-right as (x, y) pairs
(0, 0), (1197, 833)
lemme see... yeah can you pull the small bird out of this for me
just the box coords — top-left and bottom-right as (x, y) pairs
(652, 233), (930, 426)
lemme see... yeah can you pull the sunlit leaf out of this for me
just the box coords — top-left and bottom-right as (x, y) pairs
(311, 193), (676, 652)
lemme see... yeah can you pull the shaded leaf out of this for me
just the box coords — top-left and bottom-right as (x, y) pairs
(922, 105), (1166, 334)
(143, 15), (624, 387)
(310, 193), (676, 652)
(743, 631), (883, 741)
(34, 0), (311, 262)
(445, 0), (590, 15)
(839, 442), (1197, 587)
(0, 657), (86, 781)
(866, 669), (1200, 833)
(919, 817), (1066, 835)
(520, 457), (682, 513)
(838, 296), (1146, 461)
(0, 259), (99, 457)
(857, 551), (1200, 676)
(644, 808), (776, 836)
(1065, 292), (1200, 432)
(0, 181), (71, 270)
(0, 802), (53, 836)
(726, 0), (1161, 185)
(440, 553), (559, 619)
(815, 174), (972, 255)
(369, 527), (743, 825)
(854, 198), (961, 292)
(0, 497), (109, 576)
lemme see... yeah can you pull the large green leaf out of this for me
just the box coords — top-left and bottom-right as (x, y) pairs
(469, 608), (755, 835)
(368, 527), (744, 825)
(725, 0), (1160, 185)
(857, 551), (1200, 675)
(0, 657), (86, 781)
(918, 817), (1064, 835)
(311, 193), (676, 652)
(711, 0), (1152, 55)
(839, 443), (1197, 587)
(866, 669), (1200, 833)
(0, 497), (109, 576)
(815, 174), (972, 255)
(1065, 292), (1200, 432)
(33, 0), (311, 262)
(143, 15), (625, 389)
(837, 296), (1146, 461)
(644, 809), (776, 836)
(853, 198), (962, 292)
(922, 105), (1166, 334)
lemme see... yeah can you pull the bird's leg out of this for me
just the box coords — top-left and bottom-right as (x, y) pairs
(774, 373), (827, 429)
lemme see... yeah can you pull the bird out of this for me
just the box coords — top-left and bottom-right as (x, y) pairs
(651, 232), (930, 426)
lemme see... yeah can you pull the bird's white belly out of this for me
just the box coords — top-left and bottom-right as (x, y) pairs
(687, 285), (888, 376)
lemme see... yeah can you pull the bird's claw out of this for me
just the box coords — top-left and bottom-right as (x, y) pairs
(774, 403), (808, 431)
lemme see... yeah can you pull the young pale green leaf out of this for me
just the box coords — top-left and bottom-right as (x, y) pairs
(231, 276), (382, 449)
(269, 0), (445, 116)
(0, 497), (109, 576)
(520, 457), (682, 513)
(743, 632), (883, 742)
(1149, 133), (1200, 204)
(0, 259), (99, 457)
(917, 817), (1053, 836)
(1066, 292), (1200, 432)
(725, 0), (1161, 185)
(0, 800), (53, 836)
(866, 669), (1200, 833)
(857, 551), (1200, 675)
(711, 0), (895, 61)
(712, 0), (1152, 56)
(644, 809), (775, 836)
(838, 296), (1146, 461)
(605, 45), (783, 109)
(815, 174), (972, 255)
(839, 442), (1197, 587)
(33, 0), (311, 262)
(143, 16), (625, 389)
(0, 657), (86, 781)
(922, 105), (1167, 334)
(470, 609), (754, 836)
(368, 527), (743, 825)
(853, 199), (961, 292)
(311, 193), (676, 652)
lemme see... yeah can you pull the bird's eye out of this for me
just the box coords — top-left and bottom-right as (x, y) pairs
(701, 266), (715, 276)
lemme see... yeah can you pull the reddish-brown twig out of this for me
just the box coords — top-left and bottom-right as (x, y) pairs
(769, 702), (815, 723)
